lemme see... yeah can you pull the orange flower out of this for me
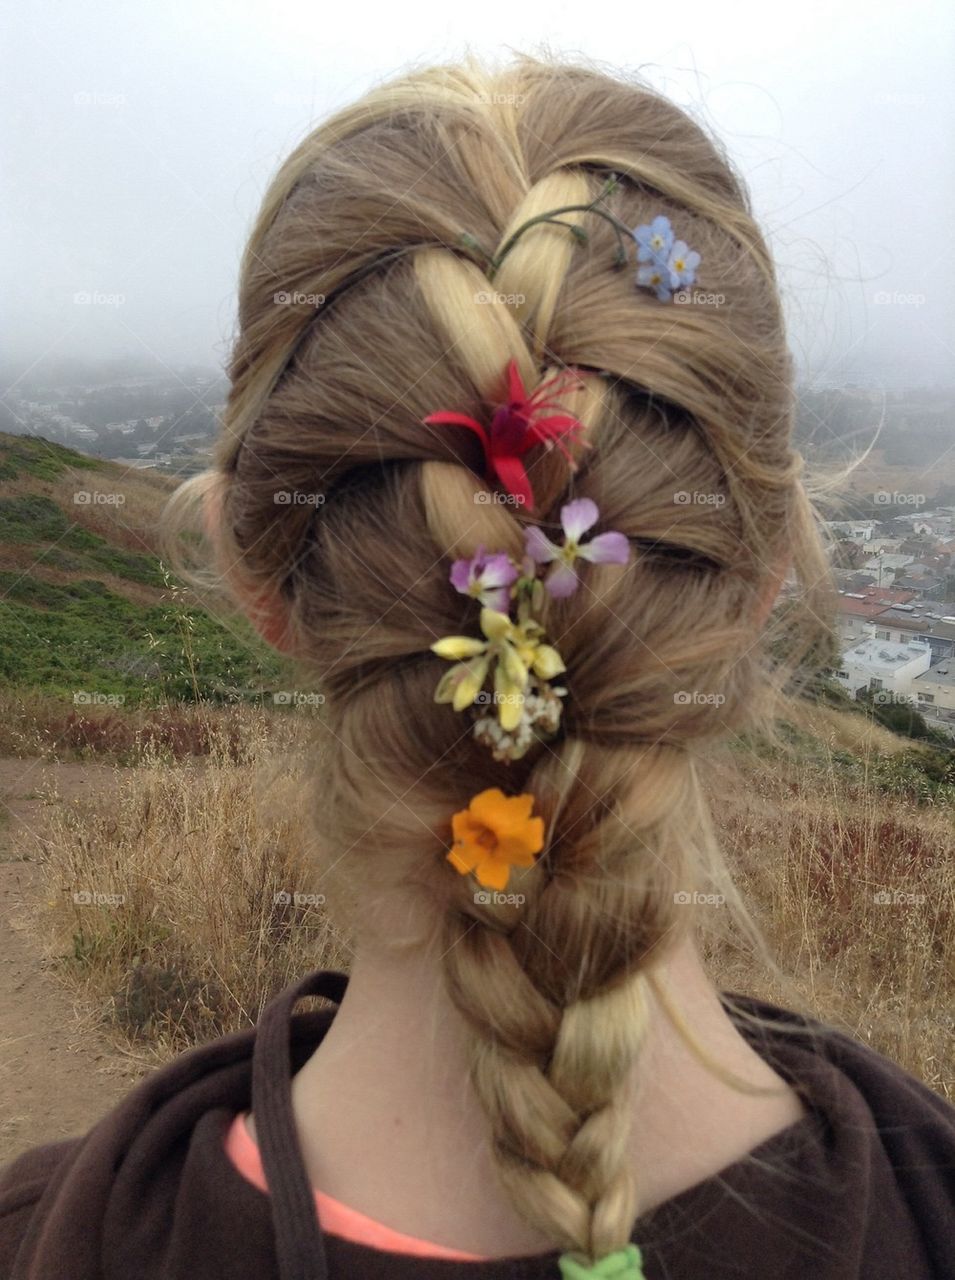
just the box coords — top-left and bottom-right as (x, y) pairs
(447, 787), (545, 890)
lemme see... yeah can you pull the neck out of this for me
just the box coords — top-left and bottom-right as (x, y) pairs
(276, 930), (807, 1256)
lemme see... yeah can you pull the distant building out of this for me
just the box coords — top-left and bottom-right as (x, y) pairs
(832, 638), (932, 702)
(913, 660), (955, 720)
(866, 608), (955, 661)
(835, 586), (918, 646)
(866, 537), (905, 555)
(68, 425), (98, 442)
(827, 520), (876, 542)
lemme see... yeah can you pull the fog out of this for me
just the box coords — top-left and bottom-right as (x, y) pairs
(3, 0), (953, 389)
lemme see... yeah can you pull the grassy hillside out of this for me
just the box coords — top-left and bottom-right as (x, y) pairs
(0, 433), (283, 705)
(0, 437), (951, 1098)
(28, 705), (952, 1097)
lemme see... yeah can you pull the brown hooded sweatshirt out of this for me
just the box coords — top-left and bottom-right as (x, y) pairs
(0, 966), (953, 1279)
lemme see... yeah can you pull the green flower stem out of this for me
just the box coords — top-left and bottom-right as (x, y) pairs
(471, 174), (636, 281)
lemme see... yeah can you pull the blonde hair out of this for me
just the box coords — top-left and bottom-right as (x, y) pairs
(164, 51), (838, 1264)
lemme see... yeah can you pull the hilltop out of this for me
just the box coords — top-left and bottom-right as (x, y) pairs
(0, 433), (283, 704)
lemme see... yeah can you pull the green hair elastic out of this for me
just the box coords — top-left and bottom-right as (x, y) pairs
(558, 1243), (645, 1278)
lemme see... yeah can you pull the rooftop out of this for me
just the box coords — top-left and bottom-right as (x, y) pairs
(840, 637), (932, 672)
(914, 662), (955, 690)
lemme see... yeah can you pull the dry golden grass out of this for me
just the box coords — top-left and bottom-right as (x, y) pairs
(0, 691), (281, 762)
(833, 446), (955, 501)
(705, 729), (954, 1099)
(28, 705), (955, 1097)
(3, 461), (176, 559)
(33, 722), (349, 1059)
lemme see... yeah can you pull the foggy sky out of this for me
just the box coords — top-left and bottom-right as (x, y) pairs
(3, 0), (954, 389)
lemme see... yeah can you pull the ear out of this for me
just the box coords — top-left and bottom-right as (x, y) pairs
(202, 474), (298, 655)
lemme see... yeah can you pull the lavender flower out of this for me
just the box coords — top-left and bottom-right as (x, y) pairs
(449, 544), (519, 612)
(524, 498), (630, 598)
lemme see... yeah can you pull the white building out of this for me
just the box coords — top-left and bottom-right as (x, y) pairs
(866, 537), (905, 555)
(833, 638), (932, 702)
(828, 520), (876, 542)
(913, 661), (955, 718)
(861, 552), (916, 582)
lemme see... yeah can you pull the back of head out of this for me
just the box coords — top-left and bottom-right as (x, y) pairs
(166, 51), (835, 1268)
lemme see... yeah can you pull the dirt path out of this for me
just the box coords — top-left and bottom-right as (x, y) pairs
(0, 757), (146, 1165)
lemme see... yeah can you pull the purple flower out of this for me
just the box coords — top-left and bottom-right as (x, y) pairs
(449, 544), (519, 612)
(524, 498), (630, 598)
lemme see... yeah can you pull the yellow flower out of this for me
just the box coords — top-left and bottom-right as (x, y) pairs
(431, 607), (566, 730)
(447, 788), (545, 890)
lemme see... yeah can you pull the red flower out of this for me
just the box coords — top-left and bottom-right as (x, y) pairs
(422, 359), (591, 511)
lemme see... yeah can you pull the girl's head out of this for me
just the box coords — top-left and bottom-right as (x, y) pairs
(166, 52), (835, 1267)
